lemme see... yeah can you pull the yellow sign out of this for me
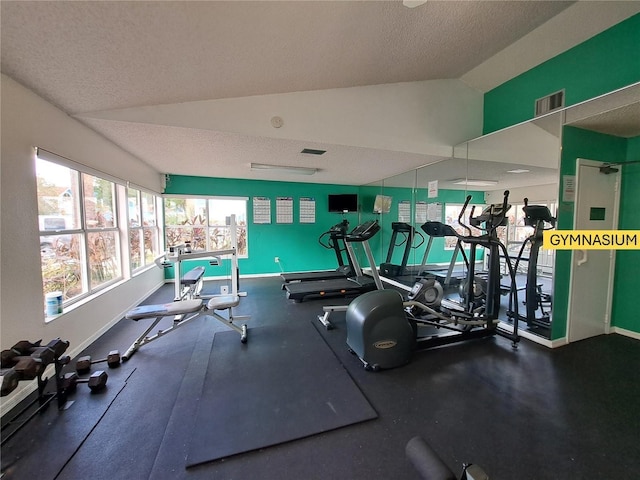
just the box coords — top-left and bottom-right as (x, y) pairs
(543, 230), (640, 250)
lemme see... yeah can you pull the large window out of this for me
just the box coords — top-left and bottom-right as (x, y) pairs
(36, 150), (162, 316)
(83, 173), (121, 288)
(164, 197), (247, 256)
(128, 188), (160, 270)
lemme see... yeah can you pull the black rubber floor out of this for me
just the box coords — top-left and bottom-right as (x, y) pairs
(185, 323), (377, 467)
(1, 277), (639, 480)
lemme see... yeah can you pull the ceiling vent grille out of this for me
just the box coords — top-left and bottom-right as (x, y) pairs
(301, 148), (326, 155)
(535, 90), (565, 117)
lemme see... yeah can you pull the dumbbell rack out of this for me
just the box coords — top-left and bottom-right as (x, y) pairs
(1, 344), (70, 447)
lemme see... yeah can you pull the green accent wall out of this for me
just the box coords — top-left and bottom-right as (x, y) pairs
(484, 14), (640, 134)
(483, 14), (640, 341)
(164, 175), (361, 276)
(163, 174), (482, 280)
(611, 135), (640, 332)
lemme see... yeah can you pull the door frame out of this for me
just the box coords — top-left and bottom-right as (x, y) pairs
(566, 158), (621, 342)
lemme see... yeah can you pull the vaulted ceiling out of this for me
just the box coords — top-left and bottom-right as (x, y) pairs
(2, 1), (638, 186)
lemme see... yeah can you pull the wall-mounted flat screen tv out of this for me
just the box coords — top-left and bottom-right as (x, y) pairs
(328, 194), (358, 213)
(373, 194), (392, 214)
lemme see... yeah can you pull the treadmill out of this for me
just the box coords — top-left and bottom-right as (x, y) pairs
(379, 222), (425, 279)
(284, 220), (382, 302)
(281, 220), (354, 285)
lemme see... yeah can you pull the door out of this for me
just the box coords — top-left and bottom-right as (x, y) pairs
(567, 159), (621, 342)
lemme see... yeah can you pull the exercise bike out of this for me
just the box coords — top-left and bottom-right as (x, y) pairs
(345, 191), (521, 371)
(507, 198), (556, 330)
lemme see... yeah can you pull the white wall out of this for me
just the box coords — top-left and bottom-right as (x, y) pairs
(0, 75), (165, 413)
(80, 79), (484, 159)
(485, 184), (558, 205)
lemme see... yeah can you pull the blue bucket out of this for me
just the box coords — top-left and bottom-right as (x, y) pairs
(45, 291), (63, 316)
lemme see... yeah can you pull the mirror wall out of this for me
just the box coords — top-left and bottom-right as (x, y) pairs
(360, 82), (640, 344)
(552, 82), (640, 344)
(360, 111), (562, 341)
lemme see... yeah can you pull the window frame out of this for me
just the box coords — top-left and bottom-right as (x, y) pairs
(36, 148), (163, 320)
(163, 195), (248, 258)
(504, 200), (557, 276)
(127, 186), (163, 273)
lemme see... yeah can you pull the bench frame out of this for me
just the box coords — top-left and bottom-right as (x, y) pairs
(122, 299), (205, 361)
(123, 214), (249, 361)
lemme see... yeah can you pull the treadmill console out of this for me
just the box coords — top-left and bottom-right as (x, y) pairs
(523, 205), (556, 227)
(391, 222), (414, 233)
(347, 220), (380, 242)
(329, 219), (349, 234)
(421, 221), (458, 238)
(470, 203), (511, 228)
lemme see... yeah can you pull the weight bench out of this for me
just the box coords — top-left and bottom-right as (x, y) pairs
(179, 266), (205, 300)
(122, 296), (249, 361)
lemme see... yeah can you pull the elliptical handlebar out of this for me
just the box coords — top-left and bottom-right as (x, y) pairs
(501, 189), (510, 219)
(468, 190), (510, 237)
(495, 189), (510, 235)
(457, 195), (473, 236)
(423, 191), (511, 247)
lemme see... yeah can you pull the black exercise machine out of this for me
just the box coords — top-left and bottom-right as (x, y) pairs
(507, 198), (556, 330)
(379, 222), (424, 277)
(281, 220), (354, 285)
(418, 220), (473, 288)
(406, 436), (488, 480)
(345, 191), (521, 371)
(284, 220), (382, 303)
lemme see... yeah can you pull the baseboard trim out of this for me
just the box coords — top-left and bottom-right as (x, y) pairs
(611, 326), (640, 340)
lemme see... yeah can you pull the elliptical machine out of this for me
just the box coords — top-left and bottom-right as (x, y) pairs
(345, 191), (520, 371)
(507, 198), (556, 330)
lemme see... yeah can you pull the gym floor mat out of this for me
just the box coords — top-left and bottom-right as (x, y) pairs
(0, 367), (132, 480)
(185, 322), (378, 468)
(148, 316), (217, 477)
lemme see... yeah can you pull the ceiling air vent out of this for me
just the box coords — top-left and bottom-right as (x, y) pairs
(301, 148), (326, 155)
(535, 90), (565, 117)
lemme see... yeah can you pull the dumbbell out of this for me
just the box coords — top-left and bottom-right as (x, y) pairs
(29, 338), (70, 366)
(11, 356), (44, 380)
(33, 338), (69, 364)
(1, 338), (69, 369)
(0, 340), (43, 367)
(61, 371), (108, 392)
(75, 350), (121, 374)
(0, 368), (20, 396)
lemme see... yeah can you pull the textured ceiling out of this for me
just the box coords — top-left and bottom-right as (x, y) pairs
(570, 102), (640, 139)
(2, 1), (638, 187)
(1, 0), (575, 113)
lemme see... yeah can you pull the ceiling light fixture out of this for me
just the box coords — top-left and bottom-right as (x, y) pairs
(403, 0), (428, 8)
(301, 148), (326, 155)
(507, 169), (530, 174)
(250, 163), (317, 175)
(452, 179), (499, 187)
